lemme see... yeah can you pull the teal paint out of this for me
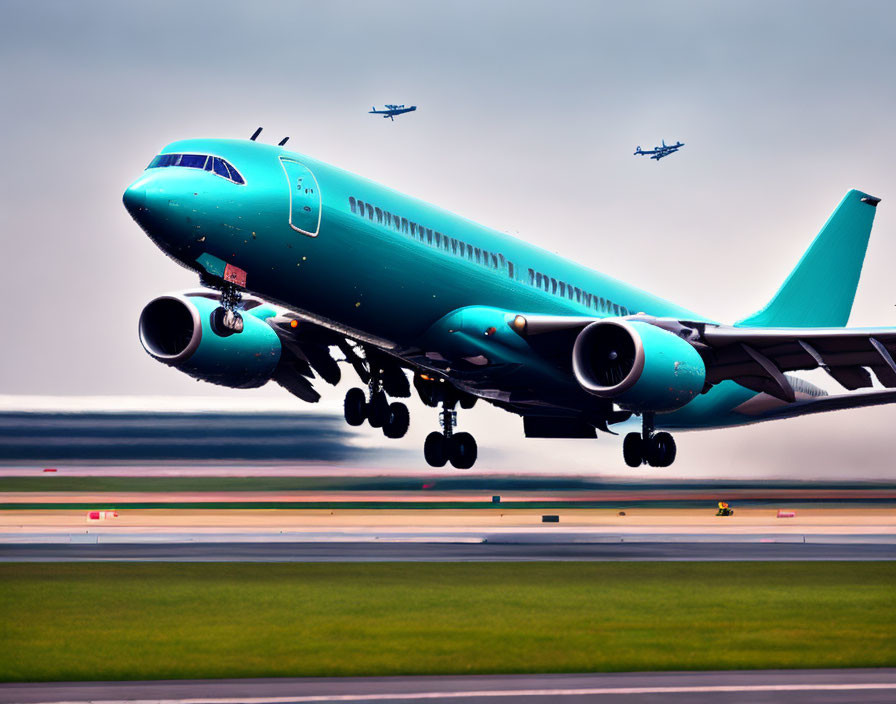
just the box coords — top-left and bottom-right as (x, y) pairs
(737, 189), (877, 327)
(614, 322), (706, 412)
(123, 138), (882, 432)
(195, 252), (227, 278)
(179, 295), (282, 389)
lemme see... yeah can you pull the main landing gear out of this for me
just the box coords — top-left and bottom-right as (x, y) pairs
(344, 382), (409, 439)
(623, 413), (676, 468)
(424, 403), (477, 470)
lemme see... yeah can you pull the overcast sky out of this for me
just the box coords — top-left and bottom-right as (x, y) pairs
(2, 1), (896, 478)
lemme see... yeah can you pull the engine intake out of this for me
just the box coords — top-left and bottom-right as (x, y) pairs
(139, 293), (282, 389)
(572, 319), (705, 411)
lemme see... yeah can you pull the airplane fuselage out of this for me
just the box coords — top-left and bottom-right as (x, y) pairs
(122, 139), (807, 431)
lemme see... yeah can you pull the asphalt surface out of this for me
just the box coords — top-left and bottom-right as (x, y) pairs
(2, 539), (895, 561)
(3, 670), (896, 703)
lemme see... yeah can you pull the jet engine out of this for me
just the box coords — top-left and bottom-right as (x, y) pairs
(572, 319), (705, 412)
(139, 293), (282, 388)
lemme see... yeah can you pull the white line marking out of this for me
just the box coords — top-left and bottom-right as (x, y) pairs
(28, 682), (896, 703)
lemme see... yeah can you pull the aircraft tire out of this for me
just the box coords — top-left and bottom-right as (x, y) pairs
(424, 432), (448, 468)
(448, 432), (477, 470)
(367, 391), (389, 428)
(383, 402), (410, 439)
(210, 307), (236, 338)
(344, 388), (367, 427)
(458, 393), (477, 410)
(647, 432), (676, 467)
(623, 433), (643, 467)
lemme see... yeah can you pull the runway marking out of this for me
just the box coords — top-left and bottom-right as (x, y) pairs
(30, 682), (896, 702)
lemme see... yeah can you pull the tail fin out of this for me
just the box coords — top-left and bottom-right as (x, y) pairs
(737, 189), (880, 328)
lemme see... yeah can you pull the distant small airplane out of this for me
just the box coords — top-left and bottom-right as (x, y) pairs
(369, 104), (417, 121)
(634, 140), (685, 161)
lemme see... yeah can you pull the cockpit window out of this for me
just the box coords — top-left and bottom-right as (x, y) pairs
(179, 154), (207, 169)
(225, 162), (244, 184)
(212, 157), (230, 178)
(147, 153), (245, 184)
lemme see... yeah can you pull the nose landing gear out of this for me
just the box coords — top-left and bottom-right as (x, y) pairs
(623, 413), (676, 467)
(424, 403), (478, 469)
(210, 283), (244, 335)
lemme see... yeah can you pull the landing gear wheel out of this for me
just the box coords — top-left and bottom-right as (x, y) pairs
(383, 402), (410, 439)
(367, 391), (389, 428)
(423, 432), (448, 468)
(646, 432), (676, 467)
(222, 308), (243, 333)
(210, 307), (236, 337)
(623, 433), (644, 467)
(448, 432), (477, 469)
(343, 388), (367, 427)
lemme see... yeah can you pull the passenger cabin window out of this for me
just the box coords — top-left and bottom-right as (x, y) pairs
(345, 193), (522, 288)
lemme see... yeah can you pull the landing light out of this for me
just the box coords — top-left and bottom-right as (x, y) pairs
(510, 315), (527, 335)
(290, 320), (298, 328)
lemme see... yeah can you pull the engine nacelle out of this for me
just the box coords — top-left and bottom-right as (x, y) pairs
(139, 293), (282, 389)
(572, 319), (705, 412)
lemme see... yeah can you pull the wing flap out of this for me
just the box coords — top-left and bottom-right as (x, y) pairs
(693, 322), (896, 392)
(739, 388), (896, 422)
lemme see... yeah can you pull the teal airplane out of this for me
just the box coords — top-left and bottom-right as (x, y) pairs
(123, 130), (893, 469)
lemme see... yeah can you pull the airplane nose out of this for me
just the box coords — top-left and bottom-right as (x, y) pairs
(122, 182), (146, 217)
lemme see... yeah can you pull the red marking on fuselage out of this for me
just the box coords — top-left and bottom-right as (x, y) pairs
(223, 263), (247, 287)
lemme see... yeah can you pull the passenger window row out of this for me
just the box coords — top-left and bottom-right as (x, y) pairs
(349, 196), (516, 279)
(147, 153), (245, 185)
(527, 268), (631, 317)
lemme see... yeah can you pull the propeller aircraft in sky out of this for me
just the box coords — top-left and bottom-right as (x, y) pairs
(123, 127), (888, 470)
(634, 140), (685, 161)
(369, 104), (417, 120)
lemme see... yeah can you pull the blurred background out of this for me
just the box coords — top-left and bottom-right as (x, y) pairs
(2, 0), (896, 478)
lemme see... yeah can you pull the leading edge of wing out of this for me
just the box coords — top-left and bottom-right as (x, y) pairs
(732, 387), (896, 422)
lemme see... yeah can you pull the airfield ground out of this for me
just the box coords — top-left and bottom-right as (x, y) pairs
(2, 473), (894, 688)
(2, 561), (895, 682)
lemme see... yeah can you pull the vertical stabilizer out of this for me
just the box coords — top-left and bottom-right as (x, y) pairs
(737, 190), (880, 328)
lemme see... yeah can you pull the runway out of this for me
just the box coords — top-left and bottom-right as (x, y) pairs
(3, 538), (894, 561)
(3, 670), (896, 703)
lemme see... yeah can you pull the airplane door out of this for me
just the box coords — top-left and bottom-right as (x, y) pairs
(279, 157), (321, 236)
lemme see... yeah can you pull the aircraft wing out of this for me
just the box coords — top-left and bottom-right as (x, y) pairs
(515, 312), (896, 403)
(695, 323), (896, 399)
(732, 386), (896, 423)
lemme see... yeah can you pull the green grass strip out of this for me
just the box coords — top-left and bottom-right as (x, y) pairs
(1, 562), (894, 681)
